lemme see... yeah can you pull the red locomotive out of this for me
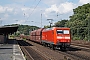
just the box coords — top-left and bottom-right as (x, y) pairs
(30, 27), (71, 50)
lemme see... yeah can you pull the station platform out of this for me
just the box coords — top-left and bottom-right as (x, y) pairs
(0, 39), (26, 60)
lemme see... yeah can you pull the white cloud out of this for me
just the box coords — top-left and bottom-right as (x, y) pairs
(0, 6), (6, 13)
(0, 6), (14, 13)
(79, 0), (90, 4)
(45, 4), (58, 13)
(44, 2), (75, 18)
(44, 4), (58, 17)
(4, 14), (9, 18)
(0, 5), (32, 19)
(6, 7), (13, 12)
(58, 2), (75, 14)
(1, 0), (90, 27)
(21, 7), (32, 17)
(13, 20), (26, 24)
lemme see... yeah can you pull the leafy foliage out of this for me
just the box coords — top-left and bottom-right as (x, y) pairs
(54, 20), (68, 27)
(18, 25), (39, 35)
(65, 3), (90, 40)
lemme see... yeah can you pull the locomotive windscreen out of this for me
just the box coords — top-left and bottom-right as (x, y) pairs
(63, 30), (69, 34)
(57, 30), (63, 34)
(57, 30), (69, 34)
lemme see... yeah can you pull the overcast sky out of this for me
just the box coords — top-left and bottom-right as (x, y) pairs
(0, 0), (90, 27)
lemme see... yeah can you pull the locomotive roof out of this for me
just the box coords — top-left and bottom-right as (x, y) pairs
(42, 27), (70, 32)
(46, 27), (70, 30)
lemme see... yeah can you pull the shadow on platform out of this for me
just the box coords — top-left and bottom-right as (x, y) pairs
(0, 48), (12, 49)
(7, 39), (17, 44)
(16, 40), (33, 46)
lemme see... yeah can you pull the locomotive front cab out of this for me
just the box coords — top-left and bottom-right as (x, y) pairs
(56, 28), (71, 48)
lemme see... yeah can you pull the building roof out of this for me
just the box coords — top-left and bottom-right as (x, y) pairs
(0, 26), (18, 35)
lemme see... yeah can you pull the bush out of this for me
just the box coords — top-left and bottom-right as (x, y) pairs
(84, 36), (88, 41)
(73, 36), (81, 40)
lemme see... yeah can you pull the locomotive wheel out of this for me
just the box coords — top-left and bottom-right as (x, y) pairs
(60, 46), (66, 51)
(43, 42), (47, 47)
(52, 45), (56, 50)
(41, 42), (44, 46)
(43, 43), (45, 46)
(50, 44), (55, 50)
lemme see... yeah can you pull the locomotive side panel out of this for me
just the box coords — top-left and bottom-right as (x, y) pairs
(42, 29), (54, 44)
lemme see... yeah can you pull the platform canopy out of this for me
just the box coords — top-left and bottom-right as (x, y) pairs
(0, 26), (18, 35)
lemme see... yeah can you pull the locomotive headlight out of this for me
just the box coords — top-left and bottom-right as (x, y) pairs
(65, 37), (70, 39)
(57, 36), (62, 39)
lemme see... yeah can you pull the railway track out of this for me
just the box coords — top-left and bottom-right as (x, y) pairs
(16, 37), (90, 60)
(25, 40), (75, 60)
(65, 51), (90, 60)
(26, 40), (84, 60)
(71, 40), (90, 48)
(71, 42), (90, 52)
(52, 46), (90, 60)
(71, 43), (90, 48)
(26, 40), (90, 60)
(17, 40), (47, 60)
(64, 41), (90, 60)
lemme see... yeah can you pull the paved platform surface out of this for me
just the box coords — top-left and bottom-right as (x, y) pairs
(0, 39), (26, 60)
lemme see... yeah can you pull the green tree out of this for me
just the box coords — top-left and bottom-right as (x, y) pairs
(65, 3), (90, 40)
(54, 20), (68, 27)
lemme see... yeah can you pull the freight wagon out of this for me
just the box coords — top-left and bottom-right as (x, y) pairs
(30, 28), (44, 43)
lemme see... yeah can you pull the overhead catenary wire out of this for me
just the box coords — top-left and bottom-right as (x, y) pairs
(22, 0), (38, 24)
(29, 0), (36, 10)
(23, 0), (36, 18)
(27, 0), (41, 20)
